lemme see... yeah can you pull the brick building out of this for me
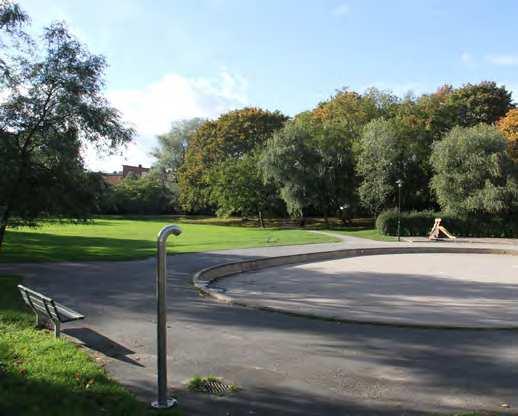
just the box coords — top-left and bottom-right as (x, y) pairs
(102, 164), (149, 185)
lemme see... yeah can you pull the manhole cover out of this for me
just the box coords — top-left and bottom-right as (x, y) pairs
(187, 377), (238, 394)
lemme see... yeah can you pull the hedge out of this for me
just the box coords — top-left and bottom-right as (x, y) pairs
(376, 209), (518, 238)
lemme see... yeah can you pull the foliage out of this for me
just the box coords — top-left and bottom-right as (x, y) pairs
(0, 275), (180, 416)
(261, 115), (356, 221)
(430, 124), (518, 215)
(208, 152), (285, 222)
(0, 218), (337, 262)
(357, 118), (433, 214)
(313, 88), (392, 124)
(376, 209), (518, 238)
(0, 7), (133, 249)
(100, 173), (176, 215)
(0, 0), (30, 82)
(447, 81), (514, 127)
(178, 107), (287, 212)
(497, 108), (518, 162)
(411, 85), (456, 140)
(311, 88), (395, 145)
(151, 118), (205, 194)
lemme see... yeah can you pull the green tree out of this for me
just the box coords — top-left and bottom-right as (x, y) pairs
(412, 85), (456, 140)
(357, 118), (433, 214)
(0, 0), (29, 81)
(448, 81), (514, 127)
(261, 115), (356, 223)
(152, 118), (205, 178)
(0, 16), (133, 249)
(178, 107), (287, 212)
(151, 118), (205, 210)
(430, 124), (517, 215)
(100, 174), (174, 215)
(311, 88), (393, 142)
(208, 152), (285, 226)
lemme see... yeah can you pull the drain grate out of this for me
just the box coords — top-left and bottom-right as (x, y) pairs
(201, 379), (233, 394)
(187, 376), (239, 395)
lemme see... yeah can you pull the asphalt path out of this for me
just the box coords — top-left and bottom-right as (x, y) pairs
(2, 235), (518, 415)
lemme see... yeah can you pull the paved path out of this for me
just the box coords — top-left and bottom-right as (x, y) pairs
(2, 235), (518, 415)
(217, 252), (518, 328)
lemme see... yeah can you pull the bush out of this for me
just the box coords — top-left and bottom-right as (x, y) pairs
(376, 209), (518, 238)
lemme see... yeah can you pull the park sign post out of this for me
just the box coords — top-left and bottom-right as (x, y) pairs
(151, 225), (182, 409)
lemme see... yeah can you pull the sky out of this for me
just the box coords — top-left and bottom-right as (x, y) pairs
(19, 0), (518, 172)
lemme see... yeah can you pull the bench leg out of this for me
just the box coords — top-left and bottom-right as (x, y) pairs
(35, 313), (43, 328)
(53, 321), (61, 338)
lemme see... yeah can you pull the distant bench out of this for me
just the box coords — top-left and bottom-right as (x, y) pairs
(17, 285), (84, 337)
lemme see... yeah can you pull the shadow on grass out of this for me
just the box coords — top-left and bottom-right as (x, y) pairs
(0, 339), (179, 416)
(1, 226), (337, 263)
(1, 232), (157, 262)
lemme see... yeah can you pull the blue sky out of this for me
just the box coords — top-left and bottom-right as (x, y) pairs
(20, 0), (518, 171)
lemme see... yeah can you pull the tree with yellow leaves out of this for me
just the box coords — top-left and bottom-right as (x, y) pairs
(497, 108), (518, 161)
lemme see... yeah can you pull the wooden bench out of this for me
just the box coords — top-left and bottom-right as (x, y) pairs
(17, 285), (84, 337)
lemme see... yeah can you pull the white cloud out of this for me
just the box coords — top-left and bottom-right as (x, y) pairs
(332, 3), (350, 17)
(83, 70), (249, 172)
(461, 51), (473, 64)
(108, 70), (248, 136)
(486, 54), (518, 66)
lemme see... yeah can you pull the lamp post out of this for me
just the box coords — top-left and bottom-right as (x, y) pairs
(151, 225), (182, 409)
(339, 203), (350, 225)
(396, 179), (403, 242)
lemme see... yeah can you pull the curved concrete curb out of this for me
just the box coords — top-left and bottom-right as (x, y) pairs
(193, 246), (518, 330)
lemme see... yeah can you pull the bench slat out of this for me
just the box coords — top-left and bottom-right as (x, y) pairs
(21, 291), (59, 320)
(55, 303), (84, 322)
(17, 285), (83, 323)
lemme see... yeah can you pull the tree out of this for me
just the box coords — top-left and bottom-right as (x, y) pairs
(430, 124), (517, 215)
(208, 152), (285, 226)
(260, 115), (356, 223)
(357, 118), (433, 214)
(0, 0), (30, 82)
(152, 118), (205, 178)
(448, 81), (514, 127)
(151, 118), (205, 211)
(178, 107), (287, 212)
(497, 108), (518, 162)
(100, 173), (174, 215)
(0, 16), (134, 249)
(412, 85), (456, 140)
(311, 88), (392, 141)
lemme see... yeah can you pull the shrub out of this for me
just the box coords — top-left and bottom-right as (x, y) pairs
(376, 209), (518, 238)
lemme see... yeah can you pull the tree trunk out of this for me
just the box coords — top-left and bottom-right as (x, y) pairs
(0, 206), (10, 253)
(258, 210), (265, 228)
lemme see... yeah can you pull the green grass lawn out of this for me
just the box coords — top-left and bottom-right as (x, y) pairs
(0, 275), (179, 416)
(1, 218), (338, 263)
(327, 227), (395, 242)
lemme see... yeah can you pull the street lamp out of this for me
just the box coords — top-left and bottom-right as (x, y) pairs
(339, 203), (350, 225)
(396, 179), (403, 242)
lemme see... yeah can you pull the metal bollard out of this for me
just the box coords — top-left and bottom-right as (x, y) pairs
(151, 225), (182, 409)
